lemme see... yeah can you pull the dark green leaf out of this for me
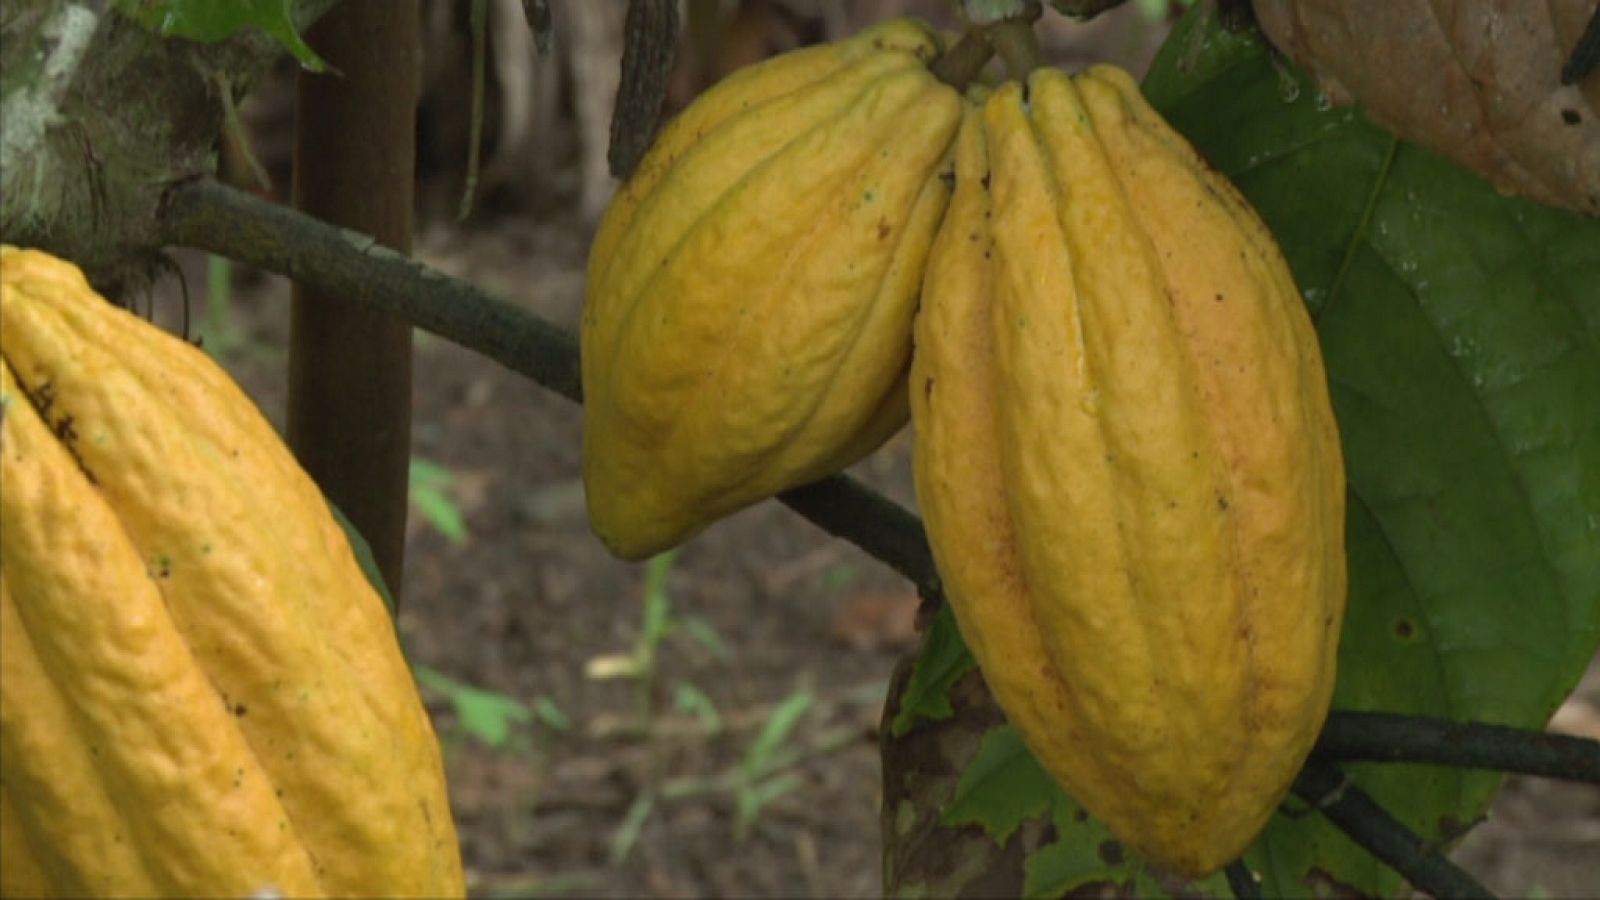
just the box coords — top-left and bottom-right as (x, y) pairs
(895, 5), (1600, 894)
(1145, 7), (1600, 894)
(328, 499), (395, 616)
(941, 726), (1054, 846)
(114, 0), (328, 70)
(890, 603), (976, 737)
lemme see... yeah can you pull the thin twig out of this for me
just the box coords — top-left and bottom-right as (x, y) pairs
(1293, 761), (1494, 899)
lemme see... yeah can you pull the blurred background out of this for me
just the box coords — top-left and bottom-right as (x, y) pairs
(142, 1), (1600, 894)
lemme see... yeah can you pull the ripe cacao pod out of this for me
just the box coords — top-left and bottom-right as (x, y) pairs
(582, 18), (963, 560)
(909, 68), (1347, 876)
(0, 246), (464, 898)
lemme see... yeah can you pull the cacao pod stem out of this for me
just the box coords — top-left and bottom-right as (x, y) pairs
(928, 30), (996, 89)
(985, 16), (1044, 78)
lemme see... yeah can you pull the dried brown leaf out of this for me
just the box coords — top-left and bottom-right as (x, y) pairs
(1253, 0), (1600, 215)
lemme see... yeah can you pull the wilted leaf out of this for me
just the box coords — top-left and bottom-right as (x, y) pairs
(1251, 0), (1600, 215)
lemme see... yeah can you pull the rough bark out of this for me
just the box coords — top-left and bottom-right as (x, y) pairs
(0, 0), (340, 295)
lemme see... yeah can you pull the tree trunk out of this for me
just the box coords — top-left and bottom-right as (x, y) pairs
(290, 0), (420, 603)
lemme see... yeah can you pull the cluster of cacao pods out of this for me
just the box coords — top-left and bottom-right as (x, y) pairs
(582, 18), (1348, 876)
(0, 246), (465, 897)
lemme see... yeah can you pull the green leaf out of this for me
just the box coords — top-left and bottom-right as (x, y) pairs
(609, 792), (656, 865)
(1026, 801), (1230, 900)
(531, 696), (571, 733)
(890, 604), (975, 736)
(409, 457), (469, 544)
(114, 0), (328, 71)
(742, 689), (814, 780)
(735, 771), (805, 841)
(414, 666), (532, 749)
(673, 681), (723, 734)
(680, 615), (732, 661)
(1143, 6), (1600, 895)
(941, 726), (1054, 846)
(328, 499), (395, 616)
(895, 5), (1600, 894)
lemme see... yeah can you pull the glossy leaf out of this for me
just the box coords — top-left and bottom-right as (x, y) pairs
(888, 5), (1600, 896)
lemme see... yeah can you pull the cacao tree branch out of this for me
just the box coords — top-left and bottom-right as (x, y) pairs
(1292, 761), (1494, 900)
(1224, 859), (1262, 899)
(1317, 710), (1600, 784)
(157, 176), (1599, 896)
(779, 477), (940, 601)
(159, 178), (584, 402)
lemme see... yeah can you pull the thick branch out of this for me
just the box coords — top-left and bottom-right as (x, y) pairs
(1293, 762), (1494, 899)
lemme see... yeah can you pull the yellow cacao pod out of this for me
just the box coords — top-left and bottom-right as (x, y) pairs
(582, 18), (963, 560)
(909, 69), (1347, 877)
(0, 247), (464, 897)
